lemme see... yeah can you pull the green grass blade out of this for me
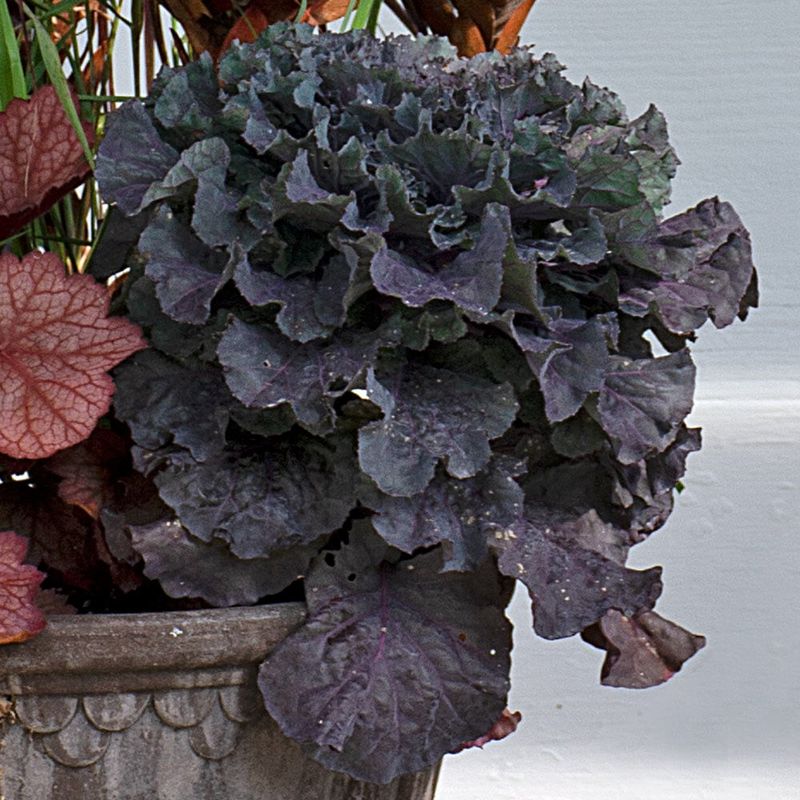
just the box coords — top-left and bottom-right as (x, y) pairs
(339, 0), (358, 31)
(0, 0), (28, 109)
(352, 0), (382, 33)
(294, 0), (308, 23)
(25, 8), (95, 169)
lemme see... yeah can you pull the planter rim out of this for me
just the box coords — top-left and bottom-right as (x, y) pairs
(0, 602), (306, 695)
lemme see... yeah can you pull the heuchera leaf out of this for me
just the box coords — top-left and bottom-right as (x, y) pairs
(361, 457), (524, 571)
(598, 350), (696, 463)
(95, 101), (179, 216)
(129, 518), (316, 606)
(113, 350), (231, 462)
(370, 204), (509, 316)
(493, 510), (663, 639)
(138, 207), (234, 325)
(0, 481), (104, 593)
(147, 436), (357, 558)
(0, 86), (94, 240)
(218, 317), (379, 431)
(46, 429), (131, 519)
(0, 531), (46, 644)
(582, 609), (706, 688)
(258, 526), (512, 784)
(618, 198), (757, 334)
(359, 364), (518, 496)
(0, 251), (146, 459)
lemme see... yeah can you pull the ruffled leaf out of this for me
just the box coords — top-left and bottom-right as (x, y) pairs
(129, 518), (316, 606)
(218, 317), (380, 431)
(493, 510), (663, 639)
(146, 436), (357, 558)
(618, 198), (757, 334)
(371, 204), (509, 315)
(359, 364), (518, 496)
(95, 101), (179, 216)
(598, 350), (695, 463)
(582, 609), (706, 688)
(361, 457), (524, 571)
(258, 526), (512, 784)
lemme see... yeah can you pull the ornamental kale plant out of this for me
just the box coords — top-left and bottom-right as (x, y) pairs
(94, 24), (756, 784)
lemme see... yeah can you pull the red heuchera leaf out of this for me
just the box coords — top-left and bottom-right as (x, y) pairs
(454, 708), (522, 752)
(583, 609), (706, 688)
(0, 531), (46, 644)
(46, 428), (131, 518)
(0, 251), (147, 459)
(0, 482), (102, 592)
(0, 85), (94, 240)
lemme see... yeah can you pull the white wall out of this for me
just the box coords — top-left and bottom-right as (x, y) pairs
(432, 2), (800, 798)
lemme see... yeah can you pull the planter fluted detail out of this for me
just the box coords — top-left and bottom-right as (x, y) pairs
(0, 605), (440, 799)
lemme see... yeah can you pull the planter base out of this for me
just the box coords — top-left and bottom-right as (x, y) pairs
(0, 606), (439, 800)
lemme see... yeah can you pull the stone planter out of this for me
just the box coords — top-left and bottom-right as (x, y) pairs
(0, 605), (440, 799)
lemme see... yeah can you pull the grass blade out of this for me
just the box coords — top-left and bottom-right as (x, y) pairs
(26, 7), (95, 168)
(352, 0), (382, 33)
(0, 0), (28, 109)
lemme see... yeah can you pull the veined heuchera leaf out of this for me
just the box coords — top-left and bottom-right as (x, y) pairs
(0, 531), (46, 644)
(0, 86), (94, 240)
(46, 429), (131, 519)
(258, 526), (512, 784)
(0, 252), (146, 459)
(359, 364), (518, 496)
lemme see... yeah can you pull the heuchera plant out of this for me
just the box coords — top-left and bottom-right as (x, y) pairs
(86, 25), (756, 784)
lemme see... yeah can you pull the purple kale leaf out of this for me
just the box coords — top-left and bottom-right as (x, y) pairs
(370, 204), (509, 316)
(217, 317), (380, 432)
(358, 364), (518, 496)
(582, 609), (705, 688)
(360, 456), (525, 571)
(258, 524), (512, 784)
(138, 206), (234, 324)
(113, 350), (231, 462)
(272, 150), (354, 232)
(504, 314), (610, 422)
(130, 517), (316, 606)
(144, 436), (357, 559)
(95, 101), (179, 215)
(598, 350), (695, 463)
(618, 197), (757, 334)
(493, 509), (662, 639)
